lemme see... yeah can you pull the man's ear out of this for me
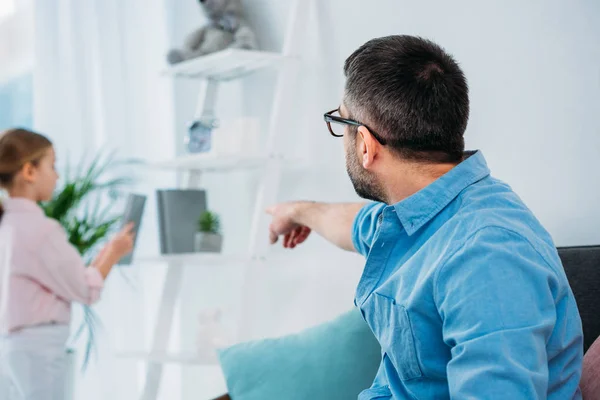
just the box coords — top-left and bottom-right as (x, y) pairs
(357, 126), (381, 169)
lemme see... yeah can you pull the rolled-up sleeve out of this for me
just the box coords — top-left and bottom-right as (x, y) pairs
(435, 227), (564, 399)
(31, 221), (104, 305)
(352, 202), (386, 256)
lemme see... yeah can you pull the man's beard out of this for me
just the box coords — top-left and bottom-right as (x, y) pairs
(345, 145), (387, 204)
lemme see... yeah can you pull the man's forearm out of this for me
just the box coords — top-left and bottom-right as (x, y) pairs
(291, 202), (365, 252)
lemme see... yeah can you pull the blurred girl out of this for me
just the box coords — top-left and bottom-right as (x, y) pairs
(0, 128), (134, 400)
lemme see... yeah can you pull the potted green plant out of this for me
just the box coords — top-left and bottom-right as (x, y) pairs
(195, 210), (222, 253)
(41, 151), (134, 369)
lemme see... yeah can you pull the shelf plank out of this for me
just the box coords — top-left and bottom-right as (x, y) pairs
(162, 49), (286, 81)
(117, 350), (220, 366)
(133, 253), (255, 266)
(151, 153), (270, 171)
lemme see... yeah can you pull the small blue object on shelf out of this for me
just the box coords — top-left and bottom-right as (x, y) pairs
(185, 117), (218, 153)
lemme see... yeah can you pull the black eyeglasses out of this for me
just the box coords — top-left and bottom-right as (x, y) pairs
(323, 108), (387, 145)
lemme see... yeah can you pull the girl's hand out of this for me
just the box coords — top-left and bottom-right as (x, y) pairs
(93, 223), (135, 279)
(108, 223), (135, 258)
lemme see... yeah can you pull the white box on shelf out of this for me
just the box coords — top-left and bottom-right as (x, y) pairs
(211, 117), (261, 157)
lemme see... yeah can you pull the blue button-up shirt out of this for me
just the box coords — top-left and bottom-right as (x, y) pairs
(352, 151), (583, 399)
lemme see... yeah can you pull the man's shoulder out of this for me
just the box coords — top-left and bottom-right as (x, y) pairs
(442, 177), (561, 270)
(454, 175), (551, 243)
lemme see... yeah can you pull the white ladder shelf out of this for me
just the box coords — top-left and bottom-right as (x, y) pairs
(128, 1), (311, 399)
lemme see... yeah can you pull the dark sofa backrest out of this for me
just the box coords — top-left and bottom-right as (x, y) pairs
(558, 246), (600, 353)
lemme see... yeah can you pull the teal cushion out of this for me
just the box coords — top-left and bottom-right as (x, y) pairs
(218, 308), (381, 400)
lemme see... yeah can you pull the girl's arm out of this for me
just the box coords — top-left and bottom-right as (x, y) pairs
(32, 222), (133, 305)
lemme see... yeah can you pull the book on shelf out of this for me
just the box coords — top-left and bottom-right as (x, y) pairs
(118, 193), (147, 265)
(157, 189), (207, 254)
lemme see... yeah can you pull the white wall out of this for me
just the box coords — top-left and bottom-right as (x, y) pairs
(240, 0), (600, 247)
(167, 0), (600, 397)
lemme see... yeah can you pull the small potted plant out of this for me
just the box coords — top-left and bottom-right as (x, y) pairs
(195, 210), (222, 253)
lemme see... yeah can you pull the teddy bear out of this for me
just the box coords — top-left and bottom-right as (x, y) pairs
(167, 0), (258, 65)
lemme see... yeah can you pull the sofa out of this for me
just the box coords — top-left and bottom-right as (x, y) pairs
(213, 245), (600, 400)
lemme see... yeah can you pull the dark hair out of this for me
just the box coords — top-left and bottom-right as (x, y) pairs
(343, 35), (469, 163)
(0, 128), (53, 221)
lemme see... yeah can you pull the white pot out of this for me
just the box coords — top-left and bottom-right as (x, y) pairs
(211, 117), (260, 156)
(194, 232), (223, 253)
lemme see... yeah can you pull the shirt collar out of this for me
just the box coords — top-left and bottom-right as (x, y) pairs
(2, 197), (44, 216)
(392, 150), (490, 236)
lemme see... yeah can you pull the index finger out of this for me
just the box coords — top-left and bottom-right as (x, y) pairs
(122, 222), (135, 233)
(269, 229), (278, 244)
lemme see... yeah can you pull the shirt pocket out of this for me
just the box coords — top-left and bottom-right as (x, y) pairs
(358, 385), (392, 400)
(371, 293), (423, 381)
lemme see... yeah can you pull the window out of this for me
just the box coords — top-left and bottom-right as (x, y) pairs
(0, 0), (33, 131)
(0, 73), (33, 130)
(0, 0), (15, 19)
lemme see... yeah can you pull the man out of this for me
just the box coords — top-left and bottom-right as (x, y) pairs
(266, 36), (583, 399)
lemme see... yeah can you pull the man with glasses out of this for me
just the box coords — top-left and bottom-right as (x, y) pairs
(266, 35), (583, 399)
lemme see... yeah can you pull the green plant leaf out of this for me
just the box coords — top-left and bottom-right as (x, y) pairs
(198, 210), (220, 234)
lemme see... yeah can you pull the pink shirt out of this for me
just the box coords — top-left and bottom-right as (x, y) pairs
(0, 197), (104, 333)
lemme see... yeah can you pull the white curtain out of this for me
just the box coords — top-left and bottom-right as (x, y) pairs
(33, 0), (176, 158)
(33, 1), (176, 399)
